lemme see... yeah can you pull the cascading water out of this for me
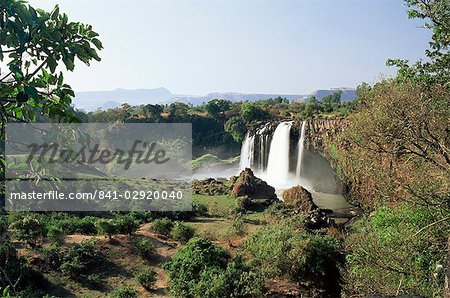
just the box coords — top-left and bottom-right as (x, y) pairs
(237, 120), (350, 212)
(266, 121), (293, 186)
(295, 121), (306, 178)
(239, 132), (254, 170)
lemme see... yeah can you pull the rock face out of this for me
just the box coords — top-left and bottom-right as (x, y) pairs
(192, 178), (231, 196)
(282, 185), (318, 212)
(282, 185), (336, 230)
(231, 168), (277, 201)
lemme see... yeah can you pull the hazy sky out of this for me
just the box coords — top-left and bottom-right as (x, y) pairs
(28, 0), (430, 95)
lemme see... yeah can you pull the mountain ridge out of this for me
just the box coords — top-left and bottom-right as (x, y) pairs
(73, 87), (356, 111)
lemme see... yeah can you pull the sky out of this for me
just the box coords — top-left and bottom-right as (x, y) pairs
(28, 0), (431, 95)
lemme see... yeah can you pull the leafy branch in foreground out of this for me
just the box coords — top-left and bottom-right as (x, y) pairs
(0, 0), (103, 126)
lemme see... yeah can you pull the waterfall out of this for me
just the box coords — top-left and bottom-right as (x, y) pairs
(266, 121), (293, 185)
(240, 132), (254, 170)
(296, 121), (306, 178)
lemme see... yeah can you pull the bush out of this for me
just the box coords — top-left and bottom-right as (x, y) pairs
(244, 218), (342, 292)
(170, 222), (195, 243)
(96, 219), (118, 240)
(110, 284), (138, 298)
(133, 238), (156, 259)
(11, 214), (45, 248)
(344, 204), (448, 297)
(151, 218), (174, 236)
(135, 268), (157, 290)
(54, 215), (98, 235)
(115, 215), (139, 236)
(226, 215), (247, 237)
(86, 274), (103, 287)
(163, 237), (230, 296)
(41, 243), (62, 270)
(193, 202), (208, 216)
(193, 255), (264, 298)
(59, 240), (102, 278)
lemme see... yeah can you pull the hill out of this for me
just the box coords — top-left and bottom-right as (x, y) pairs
(73, 87), (355, 111)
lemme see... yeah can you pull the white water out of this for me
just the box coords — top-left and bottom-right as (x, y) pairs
(266, 121), (293, 187)
(295, 121), (306, 178)
(239, 132), (254, 170)
(235, 121), (350, 212)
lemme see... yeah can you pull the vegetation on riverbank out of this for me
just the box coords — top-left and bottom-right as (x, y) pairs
(0, 0), (449, 297)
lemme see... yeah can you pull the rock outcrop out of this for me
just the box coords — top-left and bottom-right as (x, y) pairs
(282, 185), (318, 212)
(192, 178), (231, 196)
(231, 168), (277, 201)
(283, 185), (335, 230)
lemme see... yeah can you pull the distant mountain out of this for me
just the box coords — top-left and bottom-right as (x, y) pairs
(169, 92), (303, 106)
(74, 87), (172, 111)
(297, 88), (356, 102)
(73, 87), (355, 111)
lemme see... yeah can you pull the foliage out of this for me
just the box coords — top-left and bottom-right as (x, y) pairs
(240, 102), (271, 123)
(226, 214), (247, 237)
(192, 255), (264, 298)
(151, 218), (174, 236)
(244, 218), (342, 290)
(327, 81), (449, 209)
(0, 0), (102, 125)
(170, 222), (195, 243)
(59, 240), (102, 278)
(96, 218), (118, 240)
(135, 268), (157, 291)
(132, 237), (157, 260)
(0, 235), (43, 294)
(204, 99), (232, 120)
(344, 204), (449, 297)
(110, 284), (138, 298)
(11, 214), (44, 247)
(224, 115), (246, 142)
(388, 0), (450, 82)
(163, 237), (230, 297)
(115, 215), (139, 236)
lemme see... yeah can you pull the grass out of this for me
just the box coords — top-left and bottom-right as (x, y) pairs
(193, 194), (236, 216)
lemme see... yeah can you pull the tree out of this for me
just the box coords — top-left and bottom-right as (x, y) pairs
(204, 99), (232, 121)
(240, 102), (270, 123)
(168, 102), (190, 122)
(142, 104), (163, 122)
(388, 0), (450, 81)
(0, 0), (103, 127)
(224, 116), (246, 142)
(303, 96), (320, 118)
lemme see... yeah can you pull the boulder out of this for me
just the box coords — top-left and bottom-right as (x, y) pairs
(231, 168), (277, 201)
(192, 178), (231, 196)
(282, 185), (318, 213)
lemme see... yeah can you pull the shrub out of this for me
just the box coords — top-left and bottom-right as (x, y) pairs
(110, 284), (138, 298)
(244, 218), (342, 292)
(236, 196), (252, 212)
(11, 214), (45, 248)
(96, 219), (118, 239)
(226, 215), (247, 237)
(192, 255), (264, 298)
(170, 222), (195, 243)
(41, 243), (63, 270)
(344, 204), (448, 297)
(46, 223), (64, 242)
(133, 238), (156, 259)
(151, 218), (174, 236)
(86, 274), (103, 287)
(193, 202), (208, 216)
(135, 268), (157, 290)
(115, 215), (139, 236)
(45, 214), (98, 236)
(59, 240), (102, 278)
(163, 237), (230, 296)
